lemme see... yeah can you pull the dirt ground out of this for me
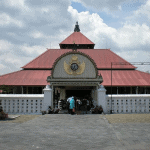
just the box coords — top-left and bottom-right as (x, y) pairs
(1, 114), (150, 124)
(105, 113), (150, 124)
(0, 115), (41, 123)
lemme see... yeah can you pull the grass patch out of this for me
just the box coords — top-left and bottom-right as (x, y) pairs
(105, 114), (150, 124)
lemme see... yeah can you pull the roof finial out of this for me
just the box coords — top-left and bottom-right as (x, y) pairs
(74, 21), (80, 32)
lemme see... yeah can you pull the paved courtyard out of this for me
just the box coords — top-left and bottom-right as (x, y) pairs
(0, 114), (150, 150)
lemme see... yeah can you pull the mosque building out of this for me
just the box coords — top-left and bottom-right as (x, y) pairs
(0, 22), (150, 107)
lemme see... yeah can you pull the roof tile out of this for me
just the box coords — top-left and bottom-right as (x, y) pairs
(22, 49), (136, 69)
(60, 32), (95, 45)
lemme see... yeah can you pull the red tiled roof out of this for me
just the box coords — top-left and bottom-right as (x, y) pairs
(0, 70), (50, 86)
(0, 69), (150, 86)
(99, 70), (150, 86)
(59, 32), (95, 45)
(22, 49), (136, 69)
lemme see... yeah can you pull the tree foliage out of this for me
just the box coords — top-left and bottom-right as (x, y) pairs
(0, 84), (13, 94)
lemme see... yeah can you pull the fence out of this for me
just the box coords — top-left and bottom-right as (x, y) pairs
(0, 94), (44, 114)
(106, 94), (150, 114)
(1, 93), (150, 114)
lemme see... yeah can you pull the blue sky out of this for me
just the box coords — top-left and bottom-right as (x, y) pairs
(0, 0), (150, 75)
(71, 0), (147, 28)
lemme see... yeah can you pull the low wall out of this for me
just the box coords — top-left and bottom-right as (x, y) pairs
(1, 93), (150, 114)
(0, 94), (44, 114)
(106, 94), (150, 114)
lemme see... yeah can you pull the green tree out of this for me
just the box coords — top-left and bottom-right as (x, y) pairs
(0, 84), (13, 94)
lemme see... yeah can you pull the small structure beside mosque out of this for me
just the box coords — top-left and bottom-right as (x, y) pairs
(0, 22), (150, 114)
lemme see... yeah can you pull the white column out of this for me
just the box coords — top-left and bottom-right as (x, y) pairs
(28, 99), (31, 114)
(24, 99), (26, 113)
(97, 85), (107, 113)
(15, 99), (17, 113)
(33, 99), (35, 113)
(19, 99), (22, 113)
(6, 100), (8, 113)
(10, 99), (13, 113)
(42, 85), (52, 111)
(37, 99), (40, 113)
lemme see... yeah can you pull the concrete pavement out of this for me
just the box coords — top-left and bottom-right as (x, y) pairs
(0, 114), (150, 150)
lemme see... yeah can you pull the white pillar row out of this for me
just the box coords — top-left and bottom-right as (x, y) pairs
(42, 85), (52, 111)
(97, 85), (107, 113)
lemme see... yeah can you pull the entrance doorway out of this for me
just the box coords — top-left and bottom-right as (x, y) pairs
(66, 90), (91, 99)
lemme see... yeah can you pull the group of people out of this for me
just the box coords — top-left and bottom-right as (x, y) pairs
(66, 96), (93, 115)
(0, 106), (8, 120)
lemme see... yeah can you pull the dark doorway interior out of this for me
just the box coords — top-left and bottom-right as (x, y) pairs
(66, 90), (91, 99)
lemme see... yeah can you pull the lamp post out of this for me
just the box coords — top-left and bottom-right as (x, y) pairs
(110, 62), (113, 114)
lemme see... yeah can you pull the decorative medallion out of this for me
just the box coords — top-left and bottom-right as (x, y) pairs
(71, 63), (78, 71)
(64, 55), (85, 76)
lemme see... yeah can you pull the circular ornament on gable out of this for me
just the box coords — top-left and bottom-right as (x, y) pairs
(71, 63), (79, 71)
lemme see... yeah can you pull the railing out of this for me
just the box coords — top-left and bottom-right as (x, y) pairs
(106, 94), (150, 113)
(0, 94), (44, 114)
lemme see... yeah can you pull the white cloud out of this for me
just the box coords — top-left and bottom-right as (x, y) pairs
(133, 0), (150, 20)
(112, 23), (150, 49)
(118, 5), (122, 11)
(1, 0), (29, 11)
(4, 0), (25, 7)
(0, 40), (13, 52)
(0, 52), (23, 74)
(68, 6), (116, 38)
(0, 13), (24, 27)
(41, 7), (49, 13)
(0, 0), (150, 76)
(0, 64), (5, 69)
(71, 0), (129, 11)
(116, 50), (150, 72)
(67, 6), (150, 72)
(30, 31), (46, 39)
(116, 50), (150, 62)
(20, 45), (46, 55)
(68, 6), (150, 51)
(125, 0), (150, 25)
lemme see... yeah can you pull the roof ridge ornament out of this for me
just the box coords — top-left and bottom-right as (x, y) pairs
(74, 21), (80, 32)
(72, 42), (77, 51)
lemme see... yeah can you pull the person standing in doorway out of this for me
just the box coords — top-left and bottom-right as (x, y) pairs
(70, 97), (75, 115)
(67, 96), (72, 114)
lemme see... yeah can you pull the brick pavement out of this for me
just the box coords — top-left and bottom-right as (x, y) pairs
(0, 114), (150, 150)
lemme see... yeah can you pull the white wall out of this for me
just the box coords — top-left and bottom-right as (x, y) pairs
(0, 94), (44, 114)
(106, 94), (150, 114)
